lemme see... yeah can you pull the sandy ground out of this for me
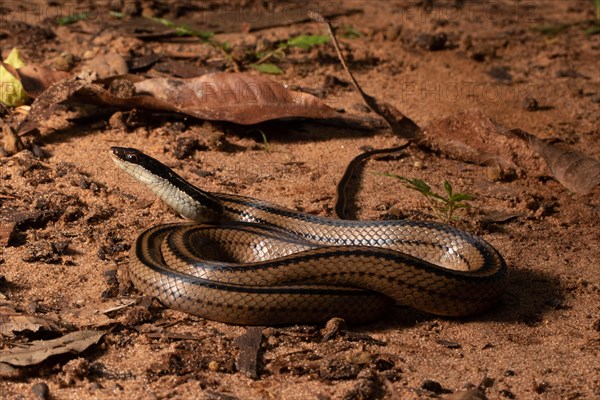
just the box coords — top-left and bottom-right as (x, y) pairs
(0, 1), (599, 399)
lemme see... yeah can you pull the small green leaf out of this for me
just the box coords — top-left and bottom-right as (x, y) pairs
(450, 193), (476, 202)
(56, 12), (90, 25)
(287, 34), (330, 49)
(220, 41), (232, 51)
(149, 17), (214, 39)
(340, 25), (363, 39)
(259, 130), (270, 152)
(443, 180), (453, 197)
(585, 25), (600, 36)
(410, 178), (432, 193)
(250, 63), (283, 75)
(150, 17), (176, 28)
(531, 23), (572, 36)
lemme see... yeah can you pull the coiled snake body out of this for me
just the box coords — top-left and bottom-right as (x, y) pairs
(110, 147), (507, 325)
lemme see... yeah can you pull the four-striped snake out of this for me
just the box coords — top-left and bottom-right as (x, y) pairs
(110, 147), (507, 325)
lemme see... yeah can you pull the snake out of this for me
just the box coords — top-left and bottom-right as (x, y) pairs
(110, 146), (508, 325)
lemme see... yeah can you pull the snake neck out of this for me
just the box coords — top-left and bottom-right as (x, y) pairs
(148, 176), (223, 222)
(110, 150), (223, 222)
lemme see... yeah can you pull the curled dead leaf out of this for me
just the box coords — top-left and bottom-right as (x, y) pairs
(422, 110), (519, 172)
(0, 330), (105, 367)
(0, 313), (64, 337)
(510, 129), (600, 195)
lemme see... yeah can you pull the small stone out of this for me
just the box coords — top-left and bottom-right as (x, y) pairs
(416, 32), (447, 51)
(522, 96), (539, 111)
(413, 160), (424, 170)
(63, 206), (84, 222)
(488, 66), (512, 82)
(422, 379), (445, 394)
(499, 389), (516, 399)
(345, 351), (372, 366)
(480, 376), (495, 388)
(208, 361), (220, 372)
(485, 165), (505, 182)
(321, 317), (346, 341)
(534, 380), (550, 394)
(31, 382), (50, 399)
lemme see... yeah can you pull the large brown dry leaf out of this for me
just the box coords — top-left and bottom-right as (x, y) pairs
(0, 313), (64, 337)
(510, 129), (600, 195)
(0, 330), (105, 367)
(133, 73), (340, 124)
(421, 110), (522, 172)
(17, 73), (339, 135)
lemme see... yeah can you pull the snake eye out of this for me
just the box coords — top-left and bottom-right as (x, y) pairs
(125, 152), (139, 163)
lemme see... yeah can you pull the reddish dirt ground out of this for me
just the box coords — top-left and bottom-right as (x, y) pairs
(0, 1), (599, 399)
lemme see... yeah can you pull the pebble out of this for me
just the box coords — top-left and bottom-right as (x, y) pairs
(485, 165), (505, 182)
(416, 32), (447, 51)
(488, 66), (512, 82)
(422, 379), (445, 394)
(522, 96), (539, 111)
(345, 351), (372, 366)
(31, 382), (49, 399)
(208, 360), (220, 372)
(320, 317), (346, 341)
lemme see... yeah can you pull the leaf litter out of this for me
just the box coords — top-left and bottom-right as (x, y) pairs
(0, 330), (105, 368)
(16, 72), (340, 135)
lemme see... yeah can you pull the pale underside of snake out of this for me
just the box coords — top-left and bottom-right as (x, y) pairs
(110, 147), (508, 325)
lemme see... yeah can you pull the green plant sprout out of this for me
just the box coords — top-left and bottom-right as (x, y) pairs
(250, 34), (330, 74)
(259, 130), (270, 152)
(532, 1), (600, 37)
(378, 173), (475, 222)
(339, 25), (363, 39)
(56, 12), (90, 25)
(148, 17), (235, 66)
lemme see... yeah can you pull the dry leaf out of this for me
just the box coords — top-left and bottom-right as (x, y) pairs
(0, 330), (105, 367)
(510, 129), (600, 195)
(422, 110), (520, 171)
(16, 65), (70, 98)
(17, 74), (91, 135)
(17, 72), (340, 135)
(0, 314), (64, 337)
(133, 72), (340, 124)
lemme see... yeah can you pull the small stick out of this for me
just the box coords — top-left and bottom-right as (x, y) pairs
(309, 11), (421, 140)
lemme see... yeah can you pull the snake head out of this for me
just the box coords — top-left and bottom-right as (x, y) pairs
(109, 146), (224, 223)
